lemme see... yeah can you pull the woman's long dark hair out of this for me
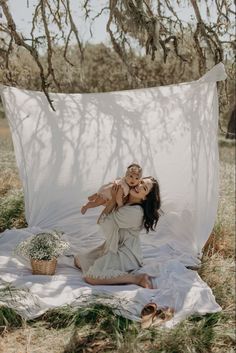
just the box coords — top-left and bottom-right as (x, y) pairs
(140, 178), (161, 233)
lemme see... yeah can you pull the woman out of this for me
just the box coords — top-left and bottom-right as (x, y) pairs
(75, 177), (161, 289)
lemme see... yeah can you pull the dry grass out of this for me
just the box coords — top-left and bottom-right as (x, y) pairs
(0, 326), (72, 353)
(0, 119), (22, 196)
(0, 168), (22, 197)
(0, 118), (235, 353)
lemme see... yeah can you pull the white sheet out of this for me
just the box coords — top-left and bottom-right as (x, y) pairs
(0, 63), (226, 325)
(0, 227), (221, 326)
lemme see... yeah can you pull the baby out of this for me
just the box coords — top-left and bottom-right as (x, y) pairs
(81, 163), (142, 215)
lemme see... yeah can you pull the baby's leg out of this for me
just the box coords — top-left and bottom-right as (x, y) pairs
(81, 198), (106, 215)
(88, 193), (98, 201)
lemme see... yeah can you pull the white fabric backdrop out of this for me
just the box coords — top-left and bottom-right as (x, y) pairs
(0, 63), (226, 325)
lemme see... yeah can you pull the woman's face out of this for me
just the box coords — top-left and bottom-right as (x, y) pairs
(129, 178), (153, 200)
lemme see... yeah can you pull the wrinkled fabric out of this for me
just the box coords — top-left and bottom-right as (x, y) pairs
(0, 63), (226, 325)
(77, 205), (144, 278)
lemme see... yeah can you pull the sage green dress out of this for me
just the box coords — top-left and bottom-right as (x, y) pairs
(75, 205), (144, 279)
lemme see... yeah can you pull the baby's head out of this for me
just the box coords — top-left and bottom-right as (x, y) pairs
(125, 163), (142, 187)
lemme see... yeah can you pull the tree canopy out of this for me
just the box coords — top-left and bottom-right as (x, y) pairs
(0, 0), (235, 136)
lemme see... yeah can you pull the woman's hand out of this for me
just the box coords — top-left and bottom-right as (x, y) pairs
(97, 185), (119, 224)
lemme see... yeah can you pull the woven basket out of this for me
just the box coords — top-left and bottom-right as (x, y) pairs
(31, 258), (57, 275)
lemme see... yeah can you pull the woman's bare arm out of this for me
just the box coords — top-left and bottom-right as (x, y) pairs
(97, 184), (119, 223)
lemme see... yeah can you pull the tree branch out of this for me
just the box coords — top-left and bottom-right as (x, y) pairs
(0, 0), (55, 111)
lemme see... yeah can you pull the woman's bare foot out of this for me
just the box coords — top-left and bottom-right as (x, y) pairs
(74, 255), (82, 270)
(136, 274), (153, 289)
(81, 205), (88, 214)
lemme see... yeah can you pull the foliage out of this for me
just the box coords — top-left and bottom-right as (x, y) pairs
(0, 189), (27, 232)
(0, 303), (234, 353)
(41, 303), (131, 332)
(0, 306), (24, 330)
(0, 282), (32, 330)
(14, 230), (70, 261)
(0, 1), (235, 117)
(0, 40), (234, 132)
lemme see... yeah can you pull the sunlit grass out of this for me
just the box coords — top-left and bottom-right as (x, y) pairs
(0, 303), (234, 353)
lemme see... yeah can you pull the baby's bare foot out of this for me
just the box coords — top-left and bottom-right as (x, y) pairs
(81, 205), (88, 215)
(137, 274), (153, 289)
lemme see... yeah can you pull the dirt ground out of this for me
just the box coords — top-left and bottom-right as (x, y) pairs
(0, 118), (11, 138)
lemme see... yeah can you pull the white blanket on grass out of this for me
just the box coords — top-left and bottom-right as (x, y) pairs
(0, 63), (226, 326)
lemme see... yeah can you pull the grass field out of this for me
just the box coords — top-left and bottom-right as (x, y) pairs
(0, 118), (235, 353)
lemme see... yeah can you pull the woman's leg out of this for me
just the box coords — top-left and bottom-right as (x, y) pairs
(84, 273), (153, 289)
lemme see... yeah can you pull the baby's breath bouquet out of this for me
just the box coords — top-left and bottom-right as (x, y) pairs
(15, 230), (70, 261)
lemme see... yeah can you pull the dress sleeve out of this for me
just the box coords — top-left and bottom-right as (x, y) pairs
(99, 206), (143, 254)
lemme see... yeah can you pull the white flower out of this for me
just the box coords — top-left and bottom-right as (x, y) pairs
(15, 230), (70, 261)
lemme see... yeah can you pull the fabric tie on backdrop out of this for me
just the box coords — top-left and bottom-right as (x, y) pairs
(0, 63), (226, 326)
